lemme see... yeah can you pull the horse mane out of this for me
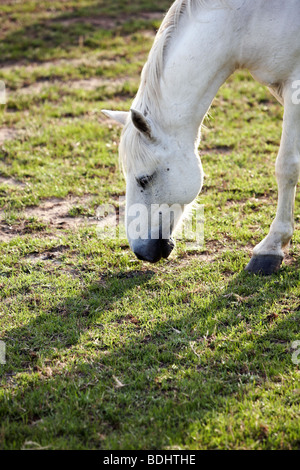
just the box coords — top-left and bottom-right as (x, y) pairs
(133, 0), (230, 115)
(120, 0), (231, 174)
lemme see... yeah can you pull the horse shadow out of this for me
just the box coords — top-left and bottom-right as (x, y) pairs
(2, 256), (299, 449)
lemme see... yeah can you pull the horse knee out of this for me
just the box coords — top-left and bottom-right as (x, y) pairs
(275, 156), (300, 186)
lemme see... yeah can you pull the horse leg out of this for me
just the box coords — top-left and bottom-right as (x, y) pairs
(246, 84), (300, 275)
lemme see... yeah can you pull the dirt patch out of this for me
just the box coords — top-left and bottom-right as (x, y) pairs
(281, 249), (299, 268)
(1, 57), (117, 74)
(0, 193), (127, 242)
(26, 250), (66, 265)
(53, 12), (163, 29)
(24, 196), (96, 228)
(15, 82), (45, 96)
(139, 12), (164, 21)
(24, 245), (81, 278)
(0, 229), (16, 242)
(25, 244), (69, 264)
(0, 176), (26, 187)
(56, 16), (119, 29)
(0, 196), (98, 241)
(0, 128), (19, 145)
(201, 145), (234, 155)
(14, 76), (135, 97)
(66, 77), (126, 91)
(0, 218), (45, 242)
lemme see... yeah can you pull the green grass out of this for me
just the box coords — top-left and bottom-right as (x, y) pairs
(0, 0), (299, 450)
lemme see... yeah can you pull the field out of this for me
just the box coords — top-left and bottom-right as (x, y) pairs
(0, 0), (299, 450)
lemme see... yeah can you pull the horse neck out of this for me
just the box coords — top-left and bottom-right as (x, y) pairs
(147, 7), (239, 146)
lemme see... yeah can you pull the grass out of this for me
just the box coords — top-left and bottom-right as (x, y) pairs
(0, 0), (299, 450)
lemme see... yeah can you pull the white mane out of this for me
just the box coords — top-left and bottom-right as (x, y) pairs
(134, 0), (230, 116)
(120, 0), (231, 174)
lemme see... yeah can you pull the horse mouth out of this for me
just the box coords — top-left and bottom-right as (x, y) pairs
(134, 238), (175, 263)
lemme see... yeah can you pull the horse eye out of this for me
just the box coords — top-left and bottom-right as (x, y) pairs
(136, 174), (154, 189)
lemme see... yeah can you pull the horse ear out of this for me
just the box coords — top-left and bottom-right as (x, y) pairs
(101, 110), (129, 125)
(130, 109), (153, 139)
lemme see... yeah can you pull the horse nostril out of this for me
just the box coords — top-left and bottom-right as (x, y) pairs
(161, 238), (175, 259)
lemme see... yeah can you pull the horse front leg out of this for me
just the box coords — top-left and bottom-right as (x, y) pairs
(246, 87), (300, 275)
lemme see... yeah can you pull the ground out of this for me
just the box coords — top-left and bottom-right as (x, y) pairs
(0, 0), (299, 450)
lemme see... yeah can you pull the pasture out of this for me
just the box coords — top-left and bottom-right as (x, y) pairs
(0, 0), (299, 450)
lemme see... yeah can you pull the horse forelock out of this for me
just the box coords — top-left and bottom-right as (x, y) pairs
(119, 121), (159, 176)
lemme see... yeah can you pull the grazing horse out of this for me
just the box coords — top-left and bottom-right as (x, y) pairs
(103, 0), (300, 275)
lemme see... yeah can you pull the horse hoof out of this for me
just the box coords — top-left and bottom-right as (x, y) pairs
(245, 254), (283, 275)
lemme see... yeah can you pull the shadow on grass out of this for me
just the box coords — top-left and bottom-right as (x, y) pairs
(0, 1), (171, 64)
(1, 258), (299, 449)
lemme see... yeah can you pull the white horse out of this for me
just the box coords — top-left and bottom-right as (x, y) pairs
(103, 0), (300, 275)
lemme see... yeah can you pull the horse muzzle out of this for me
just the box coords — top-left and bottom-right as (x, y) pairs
(132, 238), (175, 263)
